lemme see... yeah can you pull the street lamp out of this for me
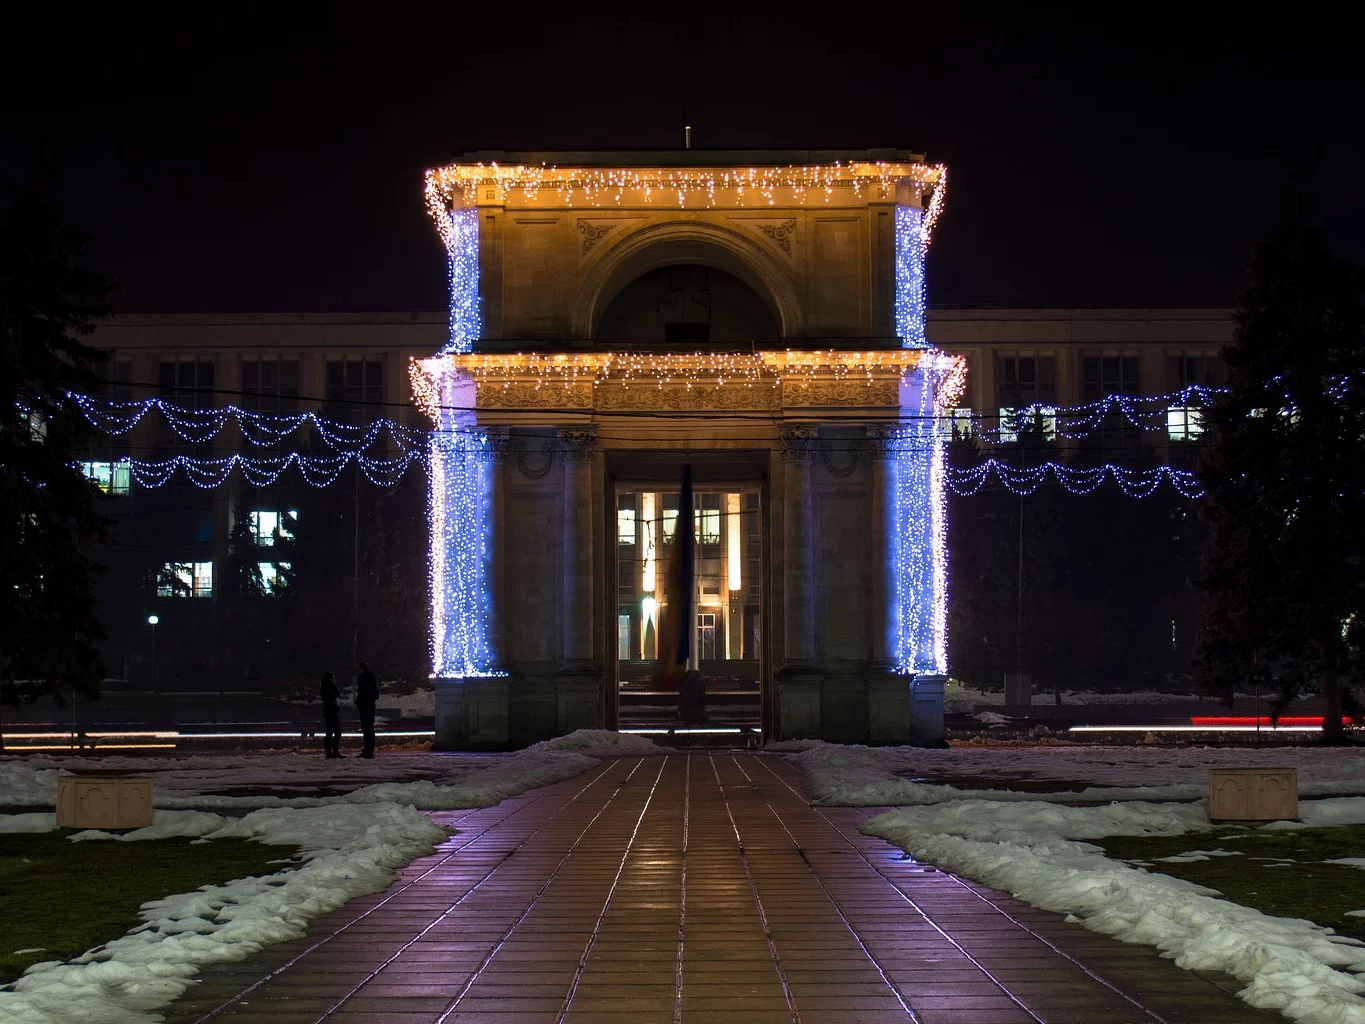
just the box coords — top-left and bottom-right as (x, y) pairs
(147, 615), (159, 683)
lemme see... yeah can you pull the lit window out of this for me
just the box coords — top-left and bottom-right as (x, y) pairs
(249, 510), (297, 545)
(617, 507), (636, 545)
(663, 509), (679, 543)
(158, 561), (213, 598)
(257, 562), (292, 594)
(943, 407), (974, 439)
(82, 460), (131, 496)
(618, 613), (632, 660)
(697, 508), (720, 545)
(1167, 407), (1204, 441)
(998, 405), (1056, 443)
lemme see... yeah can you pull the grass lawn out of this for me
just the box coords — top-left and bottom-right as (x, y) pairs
(1097, 825), (1365, 943)
(0, 831), (299, 984)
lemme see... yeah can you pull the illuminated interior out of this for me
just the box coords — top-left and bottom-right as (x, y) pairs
(615, 485), (762, 729)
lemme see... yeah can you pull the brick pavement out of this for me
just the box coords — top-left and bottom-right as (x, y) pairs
(165, 752), (1282, 1024)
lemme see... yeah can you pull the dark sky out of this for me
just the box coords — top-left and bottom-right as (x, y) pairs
(3, 6), (1360, 313)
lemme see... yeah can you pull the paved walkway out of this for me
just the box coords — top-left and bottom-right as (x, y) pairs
(167, 753), (1280, 1024)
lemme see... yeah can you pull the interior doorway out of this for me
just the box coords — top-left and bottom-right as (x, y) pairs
(612, 481), (764, 733)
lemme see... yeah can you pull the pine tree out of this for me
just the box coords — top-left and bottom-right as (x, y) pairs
(0, 176), (116, 704)
(1195, 221), (1365, 739)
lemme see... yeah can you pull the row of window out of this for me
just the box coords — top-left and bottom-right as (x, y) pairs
(156, 560), (290, 598)
(99, 357), (386, 413)
(994, 354), (1226, 408)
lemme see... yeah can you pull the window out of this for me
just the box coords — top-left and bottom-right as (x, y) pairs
(99, 360), (133, 402)
(1166, 407), (1204, 442)
(997, 356), (1057, 408)
(617, 496), (636, 545)
(662, 504), (679, 544)
(249, 510), (297, 545)
(158, 358), (216, 409)
(82, 460), (131, 496)
(242, 358), (299, 412)
(1082, 355), (1141, 401)
(942, 407), (975, 440)
(159, 561), (213, 598)
(996, 405), (1057, 444)
(1168, 353), (1226, 391)
(257, 562), (292, 594)
(995, 356), (1056, 441)
(1082, 354), (1141, 448)
(1167, 353), (1223, 443)
(618, 613), (632, 660)
(698, 614), (720, 660)
(326, 358), (384, 417)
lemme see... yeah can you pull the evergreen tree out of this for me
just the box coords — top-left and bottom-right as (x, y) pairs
(1195, 222), (1365, 739)
(0, 176), (115, 704)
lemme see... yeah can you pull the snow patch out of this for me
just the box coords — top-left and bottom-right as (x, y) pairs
(1155, 849), (1244, 863)
(525, 729), (663, 754)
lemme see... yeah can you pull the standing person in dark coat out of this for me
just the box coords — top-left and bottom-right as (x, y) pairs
(355, 662), (379, 759)
(320, 671), (344, 759)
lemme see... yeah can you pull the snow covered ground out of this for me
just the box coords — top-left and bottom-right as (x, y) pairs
(0, 730), (654, 1024)
(786, 741), (1365, 1024)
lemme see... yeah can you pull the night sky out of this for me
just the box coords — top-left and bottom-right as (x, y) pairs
(3, 7), (1360, 314)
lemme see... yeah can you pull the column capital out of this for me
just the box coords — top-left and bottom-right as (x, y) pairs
(778, 425), (818, 463)
(865, 424), (901, 460)
(557, 426), (598, 463)
(482, 427), (512, 464)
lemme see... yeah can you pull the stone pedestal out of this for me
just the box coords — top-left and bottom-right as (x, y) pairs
(775, 666), (824, 739)
(909, 673), (947, 745)
(868, 672), (912, 745)
(56, 774), (154, 830)
(434, 676), (510, 750)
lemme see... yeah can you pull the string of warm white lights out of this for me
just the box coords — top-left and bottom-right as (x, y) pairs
(71, 393), (428, 452)
(423, 161), (946, 212)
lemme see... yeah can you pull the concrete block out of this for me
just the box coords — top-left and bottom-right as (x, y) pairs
(56, 774), (154, 830)
(1207, 767), (1298, 821)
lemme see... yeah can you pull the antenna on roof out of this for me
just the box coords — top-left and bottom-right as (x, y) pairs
(685, 124), (692, 150)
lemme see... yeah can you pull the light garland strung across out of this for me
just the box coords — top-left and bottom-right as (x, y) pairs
(71, 393), (428, 452)
(947, 459), (1203, 499)
(103, 450), (427, 489)
(424, 160), (946, 212)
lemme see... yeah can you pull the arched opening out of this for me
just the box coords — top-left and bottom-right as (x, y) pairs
(595, 264), (781, 347)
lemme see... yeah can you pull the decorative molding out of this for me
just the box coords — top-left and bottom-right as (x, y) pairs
(557, 426), (599, 463)
(821, 441), (861, 478)
(577, 219), (619, 255)
(784, 380), (900, 408)
(865, 425), (899, 460)
(474, 381), (594, 409)
(482, 427), (512, 465)
(779, 426), (819, 463)
(755, 217), (797, 255)
(595, 382), (781, 412)
(515, 440), (555, 479)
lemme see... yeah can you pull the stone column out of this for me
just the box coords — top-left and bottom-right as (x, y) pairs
(866, 425), (899, 668)
(483, 427), (511, 669)
(558, 426), (598, 669)
(779, 426), (818, 664)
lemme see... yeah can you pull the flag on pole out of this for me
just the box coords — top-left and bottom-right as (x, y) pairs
(658, 464), (694, 691)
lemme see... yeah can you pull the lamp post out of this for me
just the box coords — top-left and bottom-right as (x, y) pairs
(147, 615), (159, 683)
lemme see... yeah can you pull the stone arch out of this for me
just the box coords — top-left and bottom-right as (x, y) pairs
(571, 220), (803, 341)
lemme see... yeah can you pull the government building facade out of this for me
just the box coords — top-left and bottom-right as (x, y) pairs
(87, 150), (1231, 748)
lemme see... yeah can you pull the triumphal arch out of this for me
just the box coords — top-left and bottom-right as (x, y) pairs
(409, 150), (964, 748)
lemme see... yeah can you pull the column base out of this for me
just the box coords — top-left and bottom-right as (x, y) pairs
(774, 662), (824, 740)
(434, 676), (510, 750)
(910, 673), (948, 747)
